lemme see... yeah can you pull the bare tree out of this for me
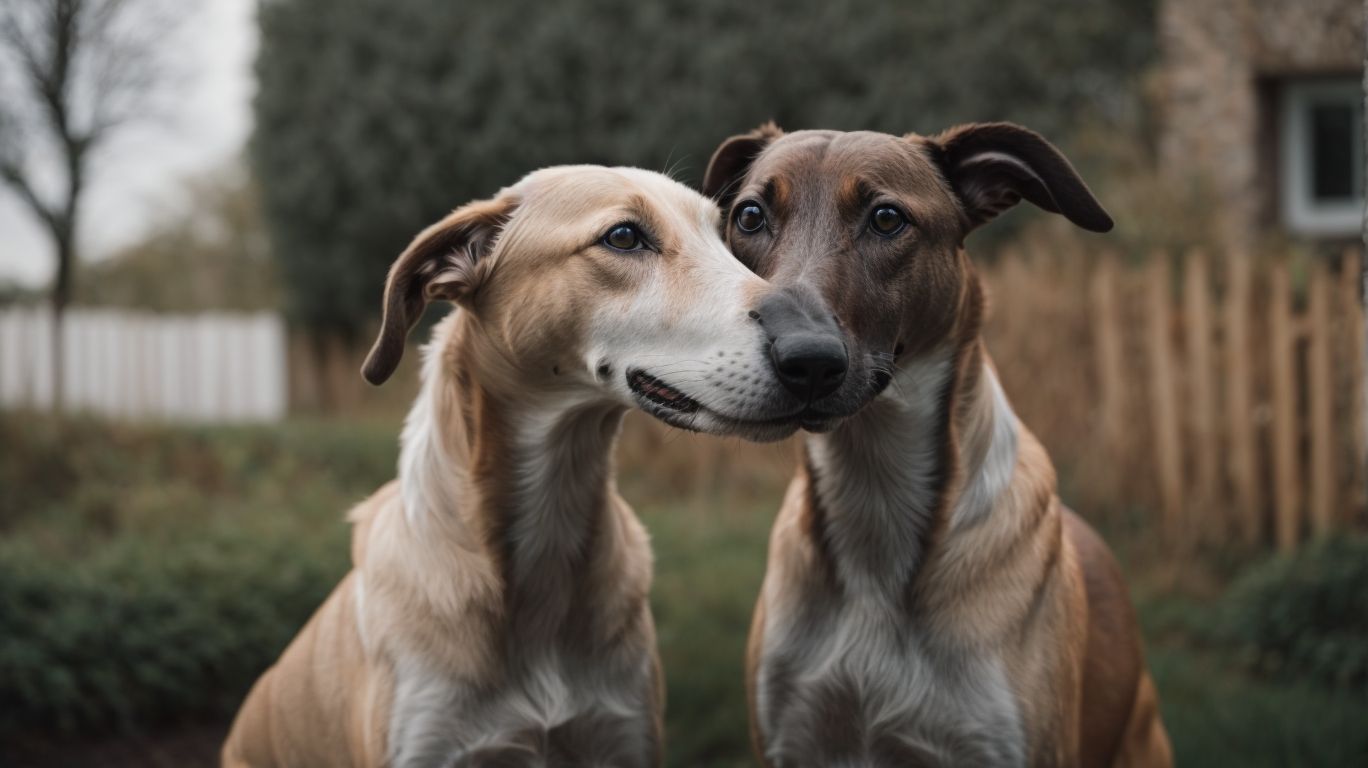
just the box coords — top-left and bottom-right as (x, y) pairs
(0, 0), (180, 411)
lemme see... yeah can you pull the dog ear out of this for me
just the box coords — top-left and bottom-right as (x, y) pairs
(703, 122), (784, 209)
(361, 194), (517, 386)
(928, 122), (1113, 233)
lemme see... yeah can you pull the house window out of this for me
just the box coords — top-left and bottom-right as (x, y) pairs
(1280, 79), (1363, 237)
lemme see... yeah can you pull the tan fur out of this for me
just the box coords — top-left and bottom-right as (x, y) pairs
(706, 125), (1171, 767)
(224, 166), (792, 767)
(224, 499), (396, 768)
(224, 318), (660, 768)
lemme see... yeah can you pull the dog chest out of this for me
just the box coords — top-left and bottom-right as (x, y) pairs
(757, 598), (1026, 767)
(386, 648), (657, 768)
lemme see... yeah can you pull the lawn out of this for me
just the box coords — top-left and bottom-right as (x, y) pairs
(1, 414), (1364, 766)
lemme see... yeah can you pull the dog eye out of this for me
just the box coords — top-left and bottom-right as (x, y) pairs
(603, 224), (644, 252)
(734, 203), (766, 234)
(869, 206), (907, 237)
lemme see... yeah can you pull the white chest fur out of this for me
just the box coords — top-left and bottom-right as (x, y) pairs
(387, 645), (657, 768)
(757, 594), (1025, 768)
(755, 359), (1027, 767)
(383, 391), (658, 767)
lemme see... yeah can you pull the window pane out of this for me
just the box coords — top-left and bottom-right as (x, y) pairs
(1309, 102), (1357, 202)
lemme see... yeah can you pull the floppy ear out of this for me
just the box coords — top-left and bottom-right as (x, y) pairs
(361, 194), (517, 385)
(928, 122), (1113, 233)
(703, 122), (784, 209)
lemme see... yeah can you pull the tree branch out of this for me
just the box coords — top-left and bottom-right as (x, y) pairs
(0, 0), (180, 278)
(0, 159), (60, 232)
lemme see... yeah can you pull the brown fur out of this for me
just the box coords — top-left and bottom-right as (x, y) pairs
(707, 124), (1171, 767)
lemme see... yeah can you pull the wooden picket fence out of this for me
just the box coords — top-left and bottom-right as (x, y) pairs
(981, 248), (1366, 551)
(273, 247), (1368, 552)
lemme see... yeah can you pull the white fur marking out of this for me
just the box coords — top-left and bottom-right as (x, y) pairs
(952, 366), (1019, 532)
(808, 354), (952, 593)
(757, 355), (1026, 766)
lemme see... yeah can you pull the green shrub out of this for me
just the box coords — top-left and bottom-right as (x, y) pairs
(0, 414), (391, 740)
(1149, 644), (1368, 767)
(1221, 536), (1368, 692)
(0, 526), (347, 736)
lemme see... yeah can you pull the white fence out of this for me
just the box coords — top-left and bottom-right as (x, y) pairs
(0, 307), (288, 422)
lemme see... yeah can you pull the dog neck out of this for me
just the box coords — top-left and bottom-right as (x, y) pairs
(804, 331), (1021, 598)
(396, 313), (635, 636)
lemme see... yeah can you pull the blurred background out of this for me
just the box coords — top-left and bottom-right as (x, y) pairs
(0, 0), (1365, 765)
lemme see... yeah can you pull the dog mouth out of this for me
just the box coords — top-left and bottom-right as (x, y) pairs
(626, 367), (808, 440)
(627, 367), (853, 433)
(628, 370), (700, 413)
(770, 366), (894, 431)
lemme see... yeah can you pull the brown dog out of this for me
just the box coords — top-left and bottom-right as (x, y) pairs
(221, 166), (833, 767)
(704, 124), (1172, 767)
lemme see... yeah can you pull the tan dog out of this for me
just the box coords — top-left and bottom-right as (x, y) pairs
(704, 124), (1173, 767)
(222, 166), (832, 767)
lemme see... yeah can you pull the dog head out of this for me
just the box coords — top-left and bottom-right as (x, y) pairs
(362, 165), (841, 441)
(703, 122), (1112, 422)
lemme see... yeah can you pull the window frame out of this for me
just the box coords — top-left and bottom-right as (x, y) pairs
(1280, 78), (1364, 237)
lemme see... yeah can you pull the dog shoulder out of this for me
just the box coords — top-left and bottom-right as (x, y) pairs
(347, 480), (401, 568)
(1064, 508), (1146, 766)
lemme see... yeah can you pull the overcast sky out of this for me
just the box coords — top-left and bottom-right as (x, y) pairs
(0, 0), (256, 288)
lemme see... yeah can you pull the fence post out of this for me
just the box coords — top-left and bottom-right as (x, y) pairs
(1091, 253), (1127, 461)
(1342, 250), (1367, 525)
(1307, 258), (1336, 537)
(1184, 249), (1218, 537)
(1224, 251), (1260, 543)
(1269, 260), (1301, 551)
(1147, 254), (1183, 539)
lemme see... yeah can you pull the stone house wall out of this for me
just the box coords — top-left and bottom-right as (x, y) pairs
(1159, 0), (1363, 249)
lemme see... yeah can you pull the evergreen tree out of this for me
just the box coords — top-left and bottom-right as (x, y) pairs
(255, 0), (1155, 339)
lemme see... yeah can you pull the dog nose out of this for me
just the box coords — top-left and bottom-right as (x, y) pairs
(756, 287), (849, 402)
(771, 332), (847, 401)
